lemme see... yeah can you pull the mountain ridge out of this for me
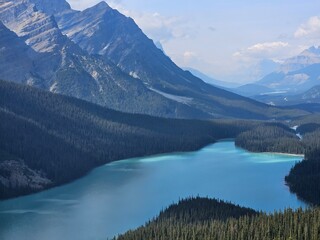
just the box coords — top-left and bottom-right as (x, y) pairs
(0, 0), (209, 119)
(0, 0), (310, 120)
(244, 46), (320, 95)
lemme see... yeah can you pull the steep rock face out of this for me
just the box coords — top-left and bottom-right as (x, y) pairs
(57, 2), (207, 90)
(0, 21), (38, 84)
(0, 0), (96, 94)
(0, 0), (207, 118)
(0, 160), (52, 196)
(0, 0), (68, 53)
(42, 0), (301, 120)
(29, 0), (72, 16)
(0, 0), (308, 119)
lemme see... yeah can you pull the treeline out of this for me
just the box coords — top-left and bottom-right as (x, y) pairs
(116, 197), (320, 240)
(235, 123), (304, 154)
(235, 116), (320, 205)
(0, 80), (255, 199)
(285, 129), (320, 205)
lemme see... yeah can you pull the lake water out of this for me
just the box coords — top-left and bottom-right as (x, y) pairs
(0, 141), (306, 240)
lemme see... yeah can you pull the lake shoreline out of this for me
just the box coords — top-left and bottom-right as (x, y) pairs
(1, 139), (304, 201)
(0, 139), (219, 201)
(261, 152), (304, 157)
(0, 141), (306, 240)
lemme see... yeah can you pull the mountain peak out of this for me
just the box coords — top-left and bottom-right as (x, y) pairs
(0, 1), (67, 53)
(91, 1), (111, 11)
(279, 46), (320, 73)
(305, 46), (320, 55)
(29, 0), (71, 15)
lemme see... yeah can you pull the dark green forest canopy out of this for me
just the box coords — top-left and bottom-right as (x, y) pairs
(0, 80), (258, 199)
(114, 197), (320, 240)
(116, 197), (320, 240)
(1, 79), (320, 207)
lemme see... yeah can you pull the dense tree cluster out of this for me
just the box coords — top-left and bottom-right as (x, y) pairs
(0, 80), (256, 199)
(285, 129), (320, 205)
(235, 123), (304, 154)
(152, 197), (257, 223)
(116, 197), (320, 240)
(234, 116), (320, 205)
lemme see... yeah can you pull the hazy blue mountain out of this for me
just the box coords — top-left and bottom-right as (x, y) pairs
(258, 59), (280, 78)
(184, 68), (240, 88)
(300, 84), (320, 101)
(233, 84), (273, 97)
(250, 47), (320, 94)
(280, 46), (320, 73)
(257, 63), (320, 94)
(253, 85), (320, 107)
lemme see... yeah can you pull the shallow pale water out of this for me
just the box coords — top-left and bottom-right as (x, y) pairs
(0, 141), (305, 240)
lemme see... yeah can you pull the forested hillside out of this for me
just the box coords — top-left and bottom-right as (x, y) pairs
(116, 197), (320, 240)
(285, 120), (320, 205)
(235, 123), (304, 154)
(235, 117), (320, 205)
(0, 80), (256, 199)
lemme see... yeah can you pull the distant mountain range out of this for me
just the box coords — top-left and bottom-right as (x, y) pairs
(253, 85), (320, 110)
(184, 68), (240, 88)
(0, 0), (309, 120)
(235, 46), (320, 97)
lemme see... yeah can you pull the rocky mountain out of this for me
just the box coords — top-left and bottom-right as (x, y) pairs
(0, 0), (309, 120)
(257, 63), (320, 94)
(0, 21), (38, 84)
(235, 47), (320, 97)
(0, 0), (207, 118)
(238, 46), (320, 96)
(280, 46), (320, 73)
(301, 84), (320, 101)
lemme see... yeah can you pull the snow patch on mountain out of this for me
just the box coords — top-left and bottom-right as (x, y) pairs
(149, 88), (193, 105)
(129, 71), (140, 79)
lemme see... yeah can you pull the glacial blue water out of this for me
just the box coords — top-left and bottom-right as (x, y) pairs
(0, 141), (305, 240)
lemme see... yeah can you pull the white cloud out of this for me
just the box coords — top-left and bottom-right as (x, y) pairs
(247, 42), (289, 52)
(230, 42), (305, 82)
(183, 51), (197, 61)
(295, 16), (320, 38)
(234, 41), (290, 61)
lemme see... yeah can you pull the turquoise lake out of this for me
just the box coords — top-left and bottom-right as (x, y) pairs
(0, 141), (306, 240)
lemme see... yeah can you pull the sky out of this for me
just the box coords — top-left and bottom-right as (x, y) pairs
(67, 0), (320, 83)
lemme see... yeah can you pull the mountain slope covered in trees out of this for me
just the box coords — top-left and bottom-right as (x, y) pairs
(116, 197), (320, 240)
(0, 80), (259, 199)
(285, 117), (320, 205)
